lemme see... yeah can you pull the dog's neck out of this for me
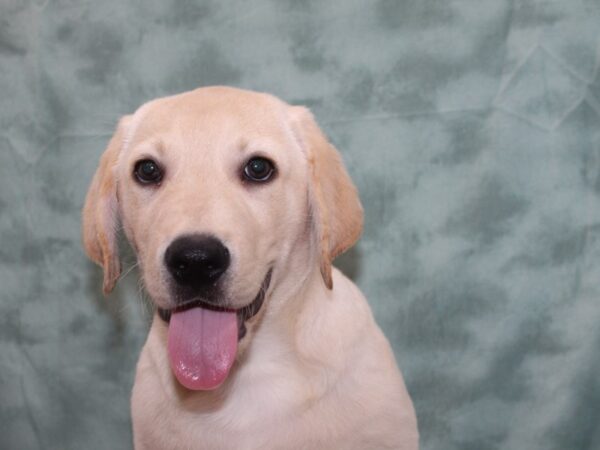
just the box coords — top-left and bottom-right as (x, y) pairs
(235, 265), (345, 397)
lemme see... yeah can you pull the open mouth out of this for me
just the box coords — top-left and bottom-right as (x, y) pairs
(157, 268), (272, 340)
(156, 269), (272, 391)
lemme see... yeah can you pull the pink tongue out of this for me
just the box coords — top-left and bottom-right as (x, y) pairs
(167, 307), (238, 390)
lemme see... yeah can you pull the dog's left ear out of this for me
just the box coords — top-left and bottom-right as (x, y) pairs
(82, 116), (130, 295)
(290, 106), (364, 289)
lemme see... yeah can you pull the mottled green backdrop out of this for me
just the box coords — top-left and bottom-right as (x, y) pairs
(2, 1), (600, 449)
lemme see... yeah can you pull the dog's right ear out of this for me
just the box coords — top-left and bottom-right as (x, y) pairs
(289, 107), (363, 290)
(82, 116), (130, 295)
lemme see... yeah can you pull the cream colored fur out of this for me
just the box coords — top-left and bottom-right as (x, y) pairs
(82, 86), (418, 449)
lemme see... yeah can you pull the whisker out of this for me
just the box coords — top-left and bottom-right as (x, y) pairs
(119, 261), (139, 281)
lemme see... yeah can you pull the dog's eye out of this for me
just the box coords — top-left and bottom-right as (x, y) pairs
(134, 159), (163, 185)
(243, 157), (275, 182)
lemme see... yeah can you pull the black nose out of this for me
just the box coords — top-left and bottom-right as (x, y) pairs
(164, 235), (230, 289)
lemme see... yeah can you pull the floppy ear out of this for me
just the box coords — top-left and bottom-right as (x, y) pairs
(82, 116), (130, 295)
(290, 107), (364, 289)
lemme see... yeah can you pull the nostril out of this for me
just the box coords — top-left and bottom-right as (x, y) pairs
(165, 235), (231, 288)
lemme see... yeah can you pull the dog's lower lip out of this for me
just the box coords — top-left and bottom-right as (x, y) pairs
(157, 269), (273, 340)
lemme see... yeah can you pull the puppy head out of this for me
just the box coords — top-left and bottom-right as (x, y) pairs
(82, 86), (362, 390)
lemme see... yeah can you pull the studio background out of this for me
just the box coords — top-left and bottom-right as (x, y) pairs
(2, 1), (600, 449)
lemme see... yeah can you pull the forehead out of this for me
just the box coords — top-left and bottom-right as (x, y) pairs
(127, 87), (292, 149)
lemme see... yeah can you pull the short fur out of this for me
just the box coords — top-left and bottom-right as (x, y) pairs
(82, 86), (418, 449)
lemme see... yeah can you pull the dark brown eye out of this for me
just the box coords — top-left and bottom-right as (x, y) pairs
(243, 157), (275, 182)
(134, 159), (163, 184)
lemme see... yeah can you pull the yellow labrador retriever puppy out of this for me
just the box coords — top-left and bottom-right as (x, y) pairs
(82, 86), (418, 449)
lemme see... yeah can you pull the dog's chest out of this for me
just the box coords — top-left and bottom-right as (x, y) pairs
(139, 399), (369, 450)
(132, 364), (365, 449)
